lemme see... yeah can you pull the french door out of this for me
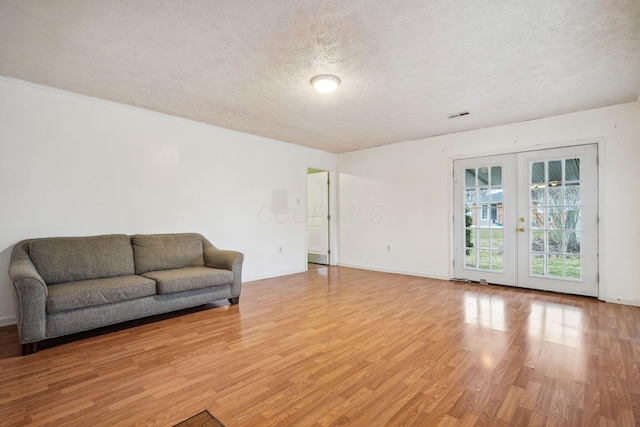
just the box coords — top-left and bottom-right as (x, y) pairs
(453, 145), (598, 297)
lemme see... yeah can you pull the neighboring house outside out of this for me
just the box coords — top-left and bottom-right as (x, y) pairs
(468, 188), (504, 228)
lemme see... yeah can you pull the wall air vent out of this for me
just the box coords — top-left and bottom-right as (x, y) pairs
(448, 111), (470, 119)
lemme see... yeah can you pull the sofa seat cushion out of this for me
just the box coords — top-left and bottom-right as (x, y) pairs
(47, 275), (156, 314)
(143, 267), (233, 295)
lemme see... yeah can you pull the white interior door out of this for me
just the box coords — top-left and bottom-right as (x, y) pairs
(453, 144), (598, 297)
(307, 171), (330, 265)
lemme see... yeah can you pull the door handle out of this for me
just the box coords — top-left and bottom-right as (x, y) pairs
(518, 227), (525, 232)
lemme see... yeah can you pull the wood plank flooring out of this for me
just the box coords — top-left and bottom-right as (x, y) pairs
(1, 265), (640, 426)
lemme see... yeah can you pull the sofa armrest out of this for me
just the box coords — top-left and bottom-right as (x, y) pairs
(203, 248), (244, 298)
(9, 259), (48, 344)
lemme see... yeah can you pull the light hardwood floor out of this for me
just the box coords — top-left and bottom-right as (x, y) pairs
(1, 265), (640, 426)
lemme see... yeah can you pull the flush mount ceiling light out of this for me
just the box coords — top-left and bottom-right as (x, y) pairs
(310, 74), (341, 93)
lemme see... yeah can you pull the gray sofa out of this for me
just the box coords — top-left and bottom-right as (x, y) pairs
(9, 233), (244, 355)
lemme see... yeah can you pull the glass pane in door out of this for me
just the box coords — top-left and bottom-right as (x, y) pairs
(464, 165), (504, 272)
(528, 158), (582, 280)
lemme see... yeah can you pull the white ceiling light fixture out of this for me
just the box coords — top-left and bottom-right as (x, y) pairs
(311, 74), (341, 93)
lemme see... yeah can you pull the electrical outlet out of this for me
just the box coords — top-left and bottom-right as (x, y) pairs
(386, 245), (391, 252)
(279, 246), (283, 254)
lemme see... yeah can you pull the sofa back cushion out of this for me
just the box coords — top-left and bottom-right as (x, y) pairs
(131, 234), (205, 275)
(29, 234), (135, 285)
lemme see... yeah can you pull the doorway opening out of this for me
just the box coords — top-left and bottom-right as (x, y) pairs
(307, 168), (330, 265)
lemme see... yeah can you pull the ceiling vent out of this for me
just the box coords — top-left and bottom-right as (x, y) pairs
(448, 111), (469, 119)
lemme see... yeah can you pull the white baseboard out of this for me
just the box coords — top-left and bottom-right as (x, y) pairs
(243, 268), (307, 283)
(0, 316), (16, 327)
(337, 262), (450, 281)
(605, 297), (640, 307)
(339, 265), (640, 307)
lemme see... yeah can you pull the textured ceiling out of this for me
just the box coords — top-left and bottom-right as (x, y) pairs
(1, 0), (639, 153)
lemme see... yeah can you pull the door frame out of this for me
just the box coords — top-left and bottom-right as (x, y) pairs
(449, 138), (602, 299)
(305, 167), (338, 268)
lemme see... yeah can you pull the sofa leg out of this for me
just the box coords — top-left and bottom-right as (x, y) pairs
(228, 297), (240, 305)
(22, 342), (38, 356)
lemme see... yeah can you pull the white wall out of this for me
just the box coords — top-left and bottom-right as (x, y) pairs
(2, 76), (638, 327)
(338, 102), (640, 305)
(0, 77), (336, 325)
